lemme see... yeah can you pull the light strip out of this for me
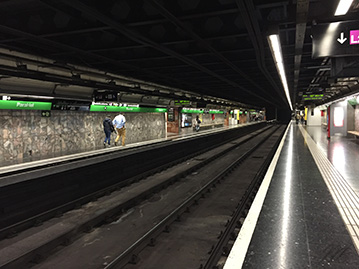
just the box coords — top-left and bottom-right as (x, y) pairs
(335, 0), (353, 16)
(268, 34), (293, 111)
(1, 94), (55, 100)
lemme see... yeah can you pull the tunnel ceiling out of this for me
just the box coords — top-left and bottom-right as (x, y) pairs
(0, 0), (358, 109)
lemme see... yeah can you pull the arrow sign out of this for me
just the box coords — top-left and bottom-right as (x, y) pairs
(337, 32), (347, 44)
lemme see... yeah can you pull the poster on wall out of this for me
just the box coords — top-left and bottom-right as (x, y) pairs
(181, 113), (192, 127)
(168, 108), (175, 122)
(333, 107), (344, 127)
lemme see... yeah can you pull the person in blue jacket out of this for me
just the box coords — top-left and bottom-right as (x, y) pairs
(103, 115), (114, 147)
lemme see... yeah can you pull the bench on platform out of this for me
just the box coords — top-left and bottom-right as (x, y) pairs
(322, 122), (327, 130)
(347, 131), (359, 138)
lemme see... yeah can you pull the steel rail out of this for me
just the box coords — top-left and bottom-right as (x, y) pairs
(203, 126), (286, 268)
(104, 125), (281, 268)
(0, 126), (271, 268)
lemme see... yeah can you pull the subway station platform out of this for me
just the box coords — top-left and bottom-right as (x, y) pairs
(0, 123), (257, 174)
(225, 122), (359, 268)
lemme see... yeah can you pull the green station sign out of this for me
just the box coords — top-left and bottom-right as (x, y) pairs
(0, 100), (52, 110)
(208, 110), (224, 114)
(182, 108), (203, 113)
(181, 108), (224, 114)
(302, 94), (324, 101)
(90, 105), (167, 113)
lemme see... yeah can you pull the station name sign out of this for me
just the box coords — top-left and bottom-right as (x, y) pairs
(181, 108), (224, 114)
(302, 94), (324, 101)
(312, 21), (359, 58)
(90, 105), (167, 113)
(0, 100), (52, 110)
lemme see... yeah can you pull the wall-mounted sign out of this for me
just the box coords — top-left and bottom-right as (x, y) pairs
(350, 30), (359, 45)
(181, 113), (192, 128)
(168, 107), (175, 122)
(51, 100), (91, 111)
(182, 108), (203, 114)
(312, 21), (359, 58)
(52, 104), (90, 111)
(174, 100), (191, 106)
(41, 110), (51, 117)
(0, 100), (52, 110)
(181, 108), (224, 114)
(302, 94), (324, 101)
(94, 91), (117, 102)
(333, 106), (344, 127)
(208, 109), (224, 114)
(90, 105), (167, 113)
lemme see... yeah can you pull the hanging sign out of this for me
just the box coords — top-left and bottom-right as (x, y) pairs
(312, 21), (359, 58)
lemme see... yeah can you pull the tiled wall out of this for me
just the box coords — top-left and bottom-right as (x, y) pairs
(0, 110), (166, 163)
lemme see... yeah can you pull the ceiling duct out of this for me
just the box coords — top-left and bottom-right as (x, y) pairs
(119, 93), (143, 103)
(141, 95), (159, 105)
(0, 77), (54, 95)
(158, 98), (171, 106)
(55, 85), (93, 99)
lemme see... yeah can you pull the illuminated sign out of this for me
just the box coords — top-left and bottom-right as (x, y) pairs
(182, 108), (203, 113)
(90, 105), (167, 113)
(312, 21), (359, 58)
(302, 94), (324, 101)
(333, 107), (344, 127)
(174, 100), (191, 106)
(181, 108), (224, 114)
(0, 100), (52, 110)
(350, 30), (359, 45)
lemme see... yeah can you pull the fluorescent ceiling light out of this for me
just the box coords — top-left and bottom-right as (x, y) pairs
(2, 94), (55, 100)
(268, 34), (293, 111)
(335, 0), (353, 16)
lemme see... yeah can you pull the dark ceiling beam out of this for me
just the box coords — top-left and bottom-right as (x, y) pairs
(58, 0), (279, 107)
(293, 0), (309, 105)
(236, 0), (288, 108)
(0, 26), (110, 44)
(85, 33), (250, 54)
(113, 48), (256, 63)
(0, 6), (240, 44)
(128, 8), (241, 27)
(147, 0), (281, 107)
(0, 24), (209, 94)
(86, 37), (311, 56)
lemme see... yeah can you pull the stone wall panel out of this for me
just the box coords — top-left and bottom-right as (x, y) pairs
(0, 110), (166, 163)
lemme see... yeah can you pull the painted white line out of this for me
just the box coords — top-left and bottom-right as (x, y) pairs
(299, 125), (359, 253)
(224, 122), (291, 269)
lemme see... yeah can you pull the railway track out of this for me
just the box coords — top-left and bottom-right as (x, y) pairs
(0, 123), (264, 240)
(0, 123), (284, 268)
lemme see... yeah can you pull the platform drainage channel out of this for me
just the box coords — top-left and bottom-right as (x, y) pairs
(299, 125), (359, 253)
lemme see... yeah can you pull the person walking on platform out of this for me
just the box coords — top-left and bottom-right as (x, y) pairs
(195, 115), (201, 132)
(103, 115), (115, 147)
(103, 116), (115, 147)
(113, 112), (126, 146)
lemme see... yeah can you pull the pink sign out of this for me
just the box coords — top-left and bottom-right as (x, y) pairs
(350, 30), (359, 45)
